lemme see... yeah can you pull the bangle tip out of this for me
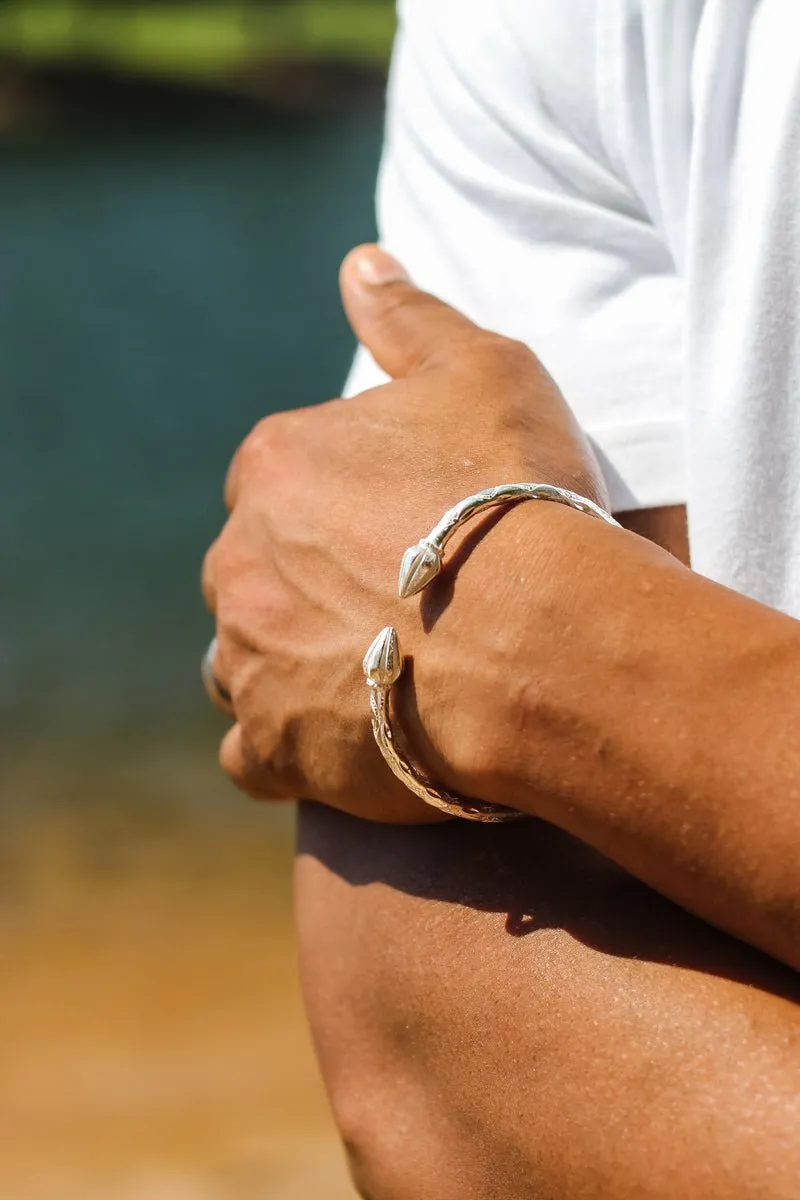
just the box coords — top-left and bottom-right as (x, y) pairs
(363, 626), (404, 687)
(398, 541), (442, 598)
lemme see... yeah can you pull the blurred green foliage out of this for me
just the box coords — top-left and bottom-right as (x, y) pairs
(0, 2), (397, 79)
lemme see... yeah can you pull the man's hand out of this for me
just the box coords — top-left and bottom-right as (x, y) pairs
(202, 245), (603, 820)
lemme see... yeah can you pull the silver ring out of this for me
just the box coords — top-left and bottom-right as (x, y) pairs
(202, 637), (235, 717)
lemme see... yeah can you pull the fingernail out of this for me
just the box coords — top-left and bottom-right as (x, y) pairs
(352, 245), (410, 287)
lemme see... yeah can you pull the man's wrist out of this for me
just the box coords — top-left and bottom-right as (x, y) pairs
(397, 498), (590, 809)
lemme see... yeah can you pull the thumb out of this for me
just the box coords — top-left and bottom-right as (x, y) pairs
(340, 244), (480, 379)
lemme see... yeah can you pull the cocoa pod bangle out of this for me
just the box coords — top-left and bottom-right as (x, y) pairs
(363, 483), (620, 823)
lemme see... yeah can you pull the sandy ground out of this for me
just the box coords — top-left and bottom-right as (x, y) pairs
(0, 799), (357, 1200)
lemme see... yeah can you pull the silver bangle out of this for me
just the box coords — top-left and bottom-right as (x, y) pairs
(363, 483), (620, 822)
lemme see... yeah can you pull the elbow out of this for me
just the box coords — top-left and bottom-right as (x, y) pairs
(328, 1061), (458, 1200)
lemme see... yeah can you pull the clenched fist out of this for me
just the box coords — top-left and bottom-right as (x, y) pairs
(202, 245), (606, 821)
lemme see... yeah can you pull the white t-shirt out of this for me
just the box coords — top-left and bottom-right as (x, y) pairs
(346, 0), (800, 618)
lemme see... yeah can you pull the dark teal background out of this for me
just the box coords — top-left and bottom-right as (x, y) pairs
(0, 97), (384, 802)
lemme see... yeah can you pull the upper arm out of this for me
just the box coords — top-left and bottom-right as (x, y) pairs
(297, 806), (800, 1200)
(618, 504), (690, 564)
(347, 0), (686, 515)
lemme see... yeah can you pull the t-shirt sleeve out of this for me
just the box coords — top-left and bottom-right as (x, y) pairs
(345, 0), (686, 512)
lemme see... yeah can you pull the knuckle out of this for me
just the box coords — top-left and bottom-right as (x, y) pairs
(237, 409), (318, 495)
(240, 411), (292, 470)
(202, 531), (225, 572)
(218, 731), (241, 780)
(204, 532), (234, 592)
(208, 566), (252, 639)
(473, 331), (535, 374)
(202, 533), (243, 612)
(219, 726), (261, 788)
(201, 541), (219, 597)
(219, 730), (292, 802)
(240, 415), (274, 463)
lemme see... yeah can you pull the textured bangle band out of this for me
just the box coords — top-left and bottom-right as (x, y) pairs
(363, 483), (620, 823)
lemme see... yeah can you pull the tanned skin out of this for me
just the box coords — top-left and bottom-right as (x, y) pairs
(202, 247), (800, 1196)
(296, 802), (800, 1200)
(294, 506), (799, 1200)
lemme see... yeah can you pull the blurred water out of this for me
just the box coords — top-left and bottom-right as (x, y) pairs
(0, 100), (382, 782)
(0, 93), (373, 1198)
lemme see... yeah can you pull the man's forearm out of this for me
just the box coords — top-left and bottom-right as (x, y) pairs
(296, 805), (800, 1200)
(295, 507), (800, 1200)
(206, 244), (800, 964)
(407, 499), (800, 966)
